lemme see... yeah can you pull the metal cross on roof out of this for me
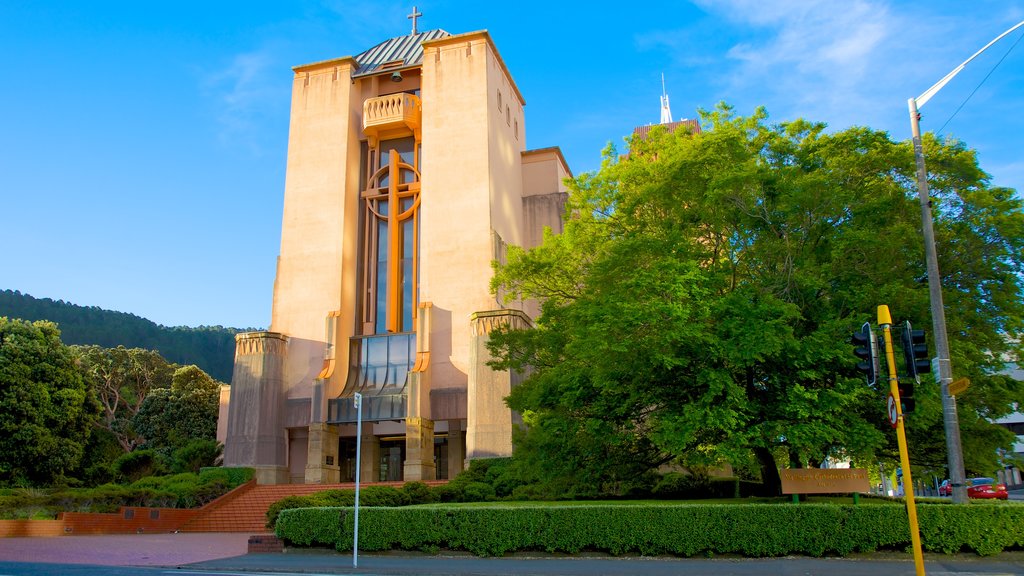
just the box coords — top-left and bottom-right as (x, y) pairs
(408, 6), (422, 34)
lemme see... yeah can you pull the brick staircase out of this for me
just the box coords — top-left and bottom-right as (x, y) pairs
(179, 482), (347, 533)
(179, 480), (430, 533)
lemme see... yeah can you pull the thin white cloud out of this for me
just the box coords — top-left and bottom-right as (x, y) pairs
(695, 0), (897, 122)
(201, 46), (282, 154)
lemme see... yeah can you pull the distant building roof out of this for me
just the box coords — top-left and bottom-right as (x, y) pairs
(631, 119), (701, 140)
(352, 29), (451, 78)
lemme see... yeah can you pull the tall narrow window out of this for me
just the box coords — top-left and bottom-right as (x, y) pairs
(360, 137), (420, 334)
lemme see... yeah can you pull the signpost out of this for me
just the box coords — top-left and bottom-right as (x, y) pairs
(877, 305), (926, 576)
(353, 392), (363, 568)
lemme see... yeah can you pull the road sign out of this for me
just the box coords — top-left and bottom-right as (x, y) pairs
(948, 378), (971, 396)
(887, 393), (898, 428)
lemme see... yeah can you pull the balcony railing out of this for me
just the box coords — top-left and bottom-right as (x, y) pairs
(363, 93), (421, 137)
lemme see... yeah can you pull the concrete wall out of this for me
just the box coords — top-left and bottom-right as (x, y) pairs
(271, 57), (360, 402)
(420, 32), (503, 394)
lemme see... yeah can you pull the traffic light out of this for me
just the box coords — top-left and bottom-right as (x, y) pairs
(899, 377), (916, 413)
(900, 321), (931, 380)
(851, 322), (878, 387)
(897, 321), (928, 414)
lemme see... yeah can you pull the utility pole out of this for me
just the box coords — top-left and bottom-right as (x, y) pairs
(907, 18), (1024, 504)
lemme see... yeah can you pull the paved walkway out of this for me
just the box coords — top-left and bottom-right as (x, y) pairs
(0, 532), (250, 566)
(1, 533), (1023, 575)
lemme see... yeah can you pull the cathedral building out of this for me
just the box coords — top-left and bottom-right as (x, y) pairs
(217, 18), (570, 484)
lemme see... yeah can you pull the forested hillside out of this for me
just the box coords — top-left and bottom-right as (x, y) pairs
(0, 289), (248, 382)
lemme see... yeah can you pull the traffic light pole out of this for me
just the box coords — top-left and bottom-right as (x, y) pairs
(878, 305), (926, 576)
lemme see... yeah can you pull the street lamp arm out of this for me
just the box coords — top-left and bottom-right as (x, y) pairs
(916, 19), (1024, 108)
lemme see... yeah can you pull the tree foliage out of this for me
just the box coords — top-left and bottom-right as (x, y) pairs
(0, 318), (100, 486)
(0, 289), (246, 381)
(133, 365), (222, 458)
(490, 104), (1024, 495)
(74, 345), (175, 453)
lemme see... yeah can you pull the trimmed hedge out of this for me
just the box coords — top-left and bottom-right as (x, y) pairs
(276, 503), (1024, 557)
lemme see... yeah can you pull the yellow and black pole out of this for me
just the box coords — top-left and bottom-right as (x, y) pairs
(878, 305), (926, 576)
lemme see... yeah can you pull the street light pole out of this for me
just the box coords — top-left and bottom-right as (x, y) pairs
(907, 19), (1024, 505)
(907, 99), (966, 503)
(353, 392), (363, 567)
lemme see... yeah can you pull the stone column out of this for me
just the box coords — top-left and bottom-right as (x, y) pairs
(466, 310), (529, 462)
(223, 331), (290, 484)
(359, 421), (380, 483)
(403, 416), (436, 481)
(447, 421), (465, 478)
(304, 422), (341, 483)
(404, 302), (435, 480)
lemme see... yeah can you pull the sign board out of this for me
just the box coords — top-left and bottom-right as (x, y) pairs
(780, 468), (871, 494)
(887, 393), (898, 428)
(948, 377), (970, 396)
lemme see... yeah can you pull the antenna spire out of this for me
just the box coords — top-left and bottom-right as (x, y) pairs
(660, 74), (673, 124)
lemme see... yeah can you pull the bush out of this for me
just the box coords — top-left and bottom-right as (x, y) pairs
(172, 440), (222, 474)
(462, 482), (496, 502)
(401, 482), (435, 505)
(265, 485), (415, 529)
(268, 495), (320, 529)
(360, 485), (410, 507)
(276, 502), (1024, 558)
(111, 450), (168, 483)
(651, 473), (763, 500)
(200, 466), (253, 488)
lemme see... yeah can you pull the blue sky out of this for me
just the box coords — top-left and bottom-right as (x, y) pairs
(2, 1), (1022, 330)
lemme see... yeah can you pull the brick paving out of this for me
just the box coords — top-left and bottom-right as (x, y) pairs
(0, 532), (251, 566)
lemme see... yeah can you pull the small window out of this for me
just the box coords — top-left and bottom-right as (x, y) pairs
(506, 105), (510, 126)
(514, 119), (519, 140)
(124, 509), (135, 519)
(497, 90), (502, 111)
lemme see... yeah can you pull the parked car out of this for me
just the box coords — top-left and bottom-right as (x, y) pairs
(939, 479), (952, 496)
(966, 477), (1009, 500)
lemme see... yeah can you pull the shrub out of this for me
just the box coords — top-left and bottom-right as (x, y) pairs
(111, 450), (168, 483)
(200, 466), (253, 489)
(401, 481), (435, 505)
(172, 440), (222, 474)
(462, 482), (496, 502)
(267, 495), (319, 529)
(265, 486), (414, 529)
(277, 502), (1024, 558)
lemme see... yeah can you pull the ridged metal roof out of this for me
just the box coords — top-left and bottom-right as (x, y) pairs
(352, 29), (451, 78)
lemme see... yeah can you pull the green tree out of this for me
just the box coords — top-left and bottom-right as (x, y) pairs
(0, 318), (99, 486)
(490, 104), (1024, 495)
(74, 345), (175, 452)
(133, 365), (222, 457)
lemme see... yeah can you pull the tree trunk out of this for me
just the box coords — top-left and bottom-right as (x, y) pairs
(755, 446), (782, 496)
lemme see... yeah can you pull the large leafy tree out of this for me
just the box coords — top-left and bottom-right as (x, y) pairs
(74, 345), (175, 452)
(490, 104), (1024, 495)
(0, 318), (99, 485)
(133, 364), (222, 457)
